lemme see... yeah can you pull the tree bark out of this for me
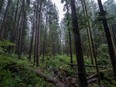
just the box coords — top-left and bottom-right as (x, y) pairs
(28, 21), (35, 61)
(17, 0), (26, 58)
(111, 24), (116, 55)
(34, 0), (42, 66)
(80, 0), (94, 65)
(0, 0), (4, 12)
(81, 0), (101, 86)
(70, 0), (88, 87)
(97, 0), (116, 80)
(0, 0), (11, 40)
(42, 15), (47, 63)
(11, 0), (20, 43)
(65, 0), (73, 67)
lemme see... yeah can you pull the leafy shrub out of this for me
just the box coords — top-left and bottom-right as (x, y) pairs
(97, 44), (110, 66)
(0, 40), (16, 54)
(0, 40), (15, 47)
(97, 44), (109, 59)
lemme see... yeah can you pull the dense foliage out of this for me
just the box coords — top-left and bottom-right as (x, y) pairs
(0, 54), (54, 87)
(0, 0), (116, 87)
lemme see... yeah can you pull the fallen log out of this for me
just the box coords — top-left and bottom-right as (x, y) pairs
(88, 78), (97, 84)
(68, 63), (106, 68)
(33, 69), (69, 87)
(87, 74), (98, 84)
(87, 72), (104, 80)
(87, 73), (98, 80)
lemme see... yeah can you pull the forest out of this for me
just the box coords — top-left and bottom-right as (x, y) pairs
(0, 0), (116, 87)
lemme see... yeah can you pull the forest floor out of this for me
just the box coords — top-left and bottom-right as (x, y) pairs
(0, 54), (116, 87)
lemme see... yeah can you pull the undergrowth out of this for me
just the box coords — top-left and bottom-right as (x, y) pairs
(0, 53), (116, 87)
(0, 54), (54, 87)
(40, 55), (116, 87)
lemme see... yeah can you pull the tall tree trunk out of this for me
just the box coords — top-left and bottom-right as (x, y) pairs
(34, 24), (37, 64)
(65, 0), (73, 67)
(0, 0), (4, 12)
(52, 33), (55, 56)
(0, 0), (11, 40)
(111, 24), (116, 55)
(6, 0), (20, 53)
(97, 0), (116, 80)
(15, 9), (22, 54)
(33, 1), (37, 64)
(17, 0), (26, 58)
(11, 0), (20, 42)
(28, 4), (36, 61)
(81, 0), (101, 85)
(68, 29), (73, 67)
(17, 20), (23, 58)
(57, 34), (60, 54)
(35, 0), (42, 66)
(42, 15), (47, 63)
(80, 0), (94, 64)
(28, 22), (35, 61)
(70, 0), (88, 87)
